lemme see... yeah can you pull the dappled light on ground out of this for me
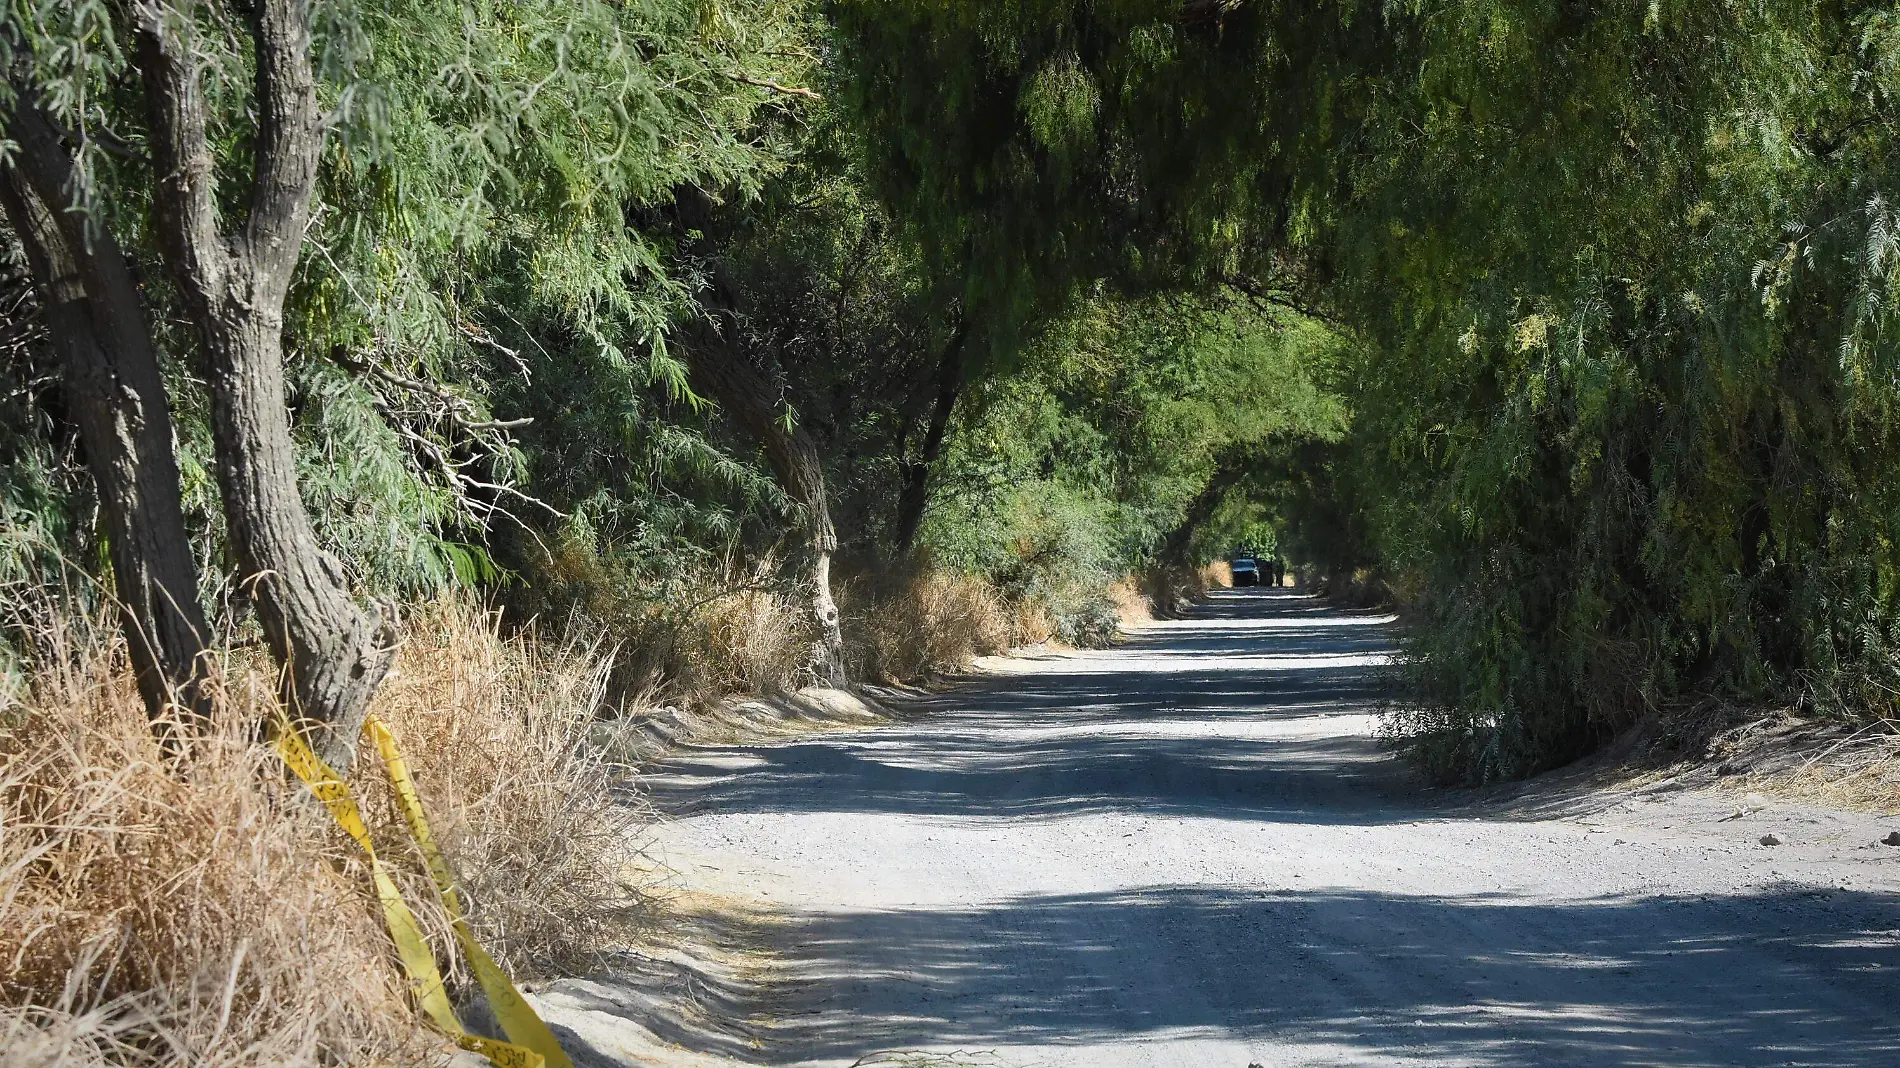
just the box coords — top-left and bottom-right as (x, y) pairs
(547, 589), (1900, 1067)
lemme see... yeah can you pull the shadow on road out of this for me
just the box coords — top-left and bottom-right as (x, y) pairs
(649, 588), (1417, 826)
(752, 884), (1900, 1066)
(595, 588), (1900, 1067)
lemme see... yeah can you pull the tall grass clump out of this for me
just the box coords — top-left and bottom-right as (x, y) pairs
(515, 536), (819, 705)
(1136, 565), (1215, 619)
(0, 605), (413, 1066)
(0, 593), (645, 1066)
(355, 600), (653, 979)
(844, 566), (1013, 682)
(690, 588), (812, 697)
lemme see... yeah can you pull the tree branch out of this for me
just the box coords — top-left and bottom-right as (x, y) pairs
(243, 0), (323, 289)
(133, 0), (230, 309)
(1178, 0), (1249, 27)
(724, 71), (820, 100)
(326, 345), (534, 434)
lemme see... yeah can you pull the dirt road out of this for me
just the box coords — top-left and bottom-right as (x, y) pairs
(541, 589), (1900, 1067)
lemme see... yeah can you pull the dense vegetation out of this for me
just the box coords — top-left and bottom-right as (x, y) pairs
(5, 0), (1900, 790)
(8, 0), (1900, 1062)
(831, 0), (1900, 782)
(0, 0), (1335, 764)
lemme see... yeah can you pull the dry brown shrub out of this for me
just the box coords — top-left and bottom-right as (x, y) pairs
(364, 600), (653, 980)
(1655, 709), (1900, 814)
(0, 989), (170, 1068)
(689, 588), (810, 697)
(520, 535), (816, 707)
(1105, 578), (1154, 628)
(1134, 565), (1211, 619)
(846, 569), (1014, 682)
(1761, 733), (1900, 812)
(0, 611), (415, 1067)
(1, 596), (645, 1066)
(1009, 598), (1058, 647)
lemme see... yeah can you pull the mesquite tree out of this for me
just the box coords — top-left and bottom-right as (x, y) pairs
(0, 94), (211, 739)
(674, 185), (849, 685)
(3, 0), (831, 733)
(833, 0), (1900, 781)
(135, 0), (393, 770)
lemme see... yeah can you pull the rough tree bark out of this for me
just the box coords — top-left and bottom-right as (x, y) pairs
(892, 318), (968, 555)
(673, 186), (848, 686)
(685, 328), (849, 685)
(135, 0), (393, 770)
(0, 98), (212, 740)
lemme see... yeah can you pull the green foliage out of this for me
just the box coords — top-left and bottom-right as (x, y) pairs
(828, 0), (1363, 363)
(710, 113), (965, 555)
(8, 0), (1899, 787)
(0, 264), (79, 590)
(1319, 1), (1900, 780)
(291, 0), (818, 593)
(1, 0), (819, 602)
(924, 288), (1345, 641)
(836, 0), (1900, 782)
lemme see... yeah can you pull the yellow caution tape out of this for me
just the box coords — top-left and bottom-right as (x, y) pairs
(366, 716), (573, 1068)
(273, 723), (463, 1036)
(275, 715), (569, 1068)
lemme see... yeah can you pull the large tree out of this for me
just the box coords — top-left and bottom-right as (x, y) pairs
(130, 0), (396, 770)
(0, 95), (211, 742)
(5, 0), (404, 768)
(672, 184), (850, 685)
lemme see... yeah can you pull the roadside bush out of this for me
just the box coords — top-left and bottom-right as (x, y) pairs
(0, 612), (412, 1066)
(1137, 565), (1212, 619)
(0, 596), (644, 1066)
(921, 479), (1127, 650)
(509, 533), (816, 705)
(844, 566), (1013, 681)
(358, 600), (652, 978)
(1053, 598), (1120, 647)
(691, 588), (812, 697)
(1105, 578), (1154, 628)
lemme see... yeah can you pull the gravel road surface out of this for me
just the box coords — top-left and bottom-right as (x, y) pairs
(542, 588), (1900, 1067)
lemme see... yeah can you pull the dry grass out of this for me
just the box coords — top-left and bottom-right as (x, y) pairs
(1006, 600), (1058, 647)
(1136, 565), (1214, 619)
(1613, 701), (1900, 814)
(1760, 743), (1900, 812)
(690, 588), (811, 697)
(1699, 714), (1900, 814)
(1201, 560), (1233, 588)
(525, 537), (1118, 700)
(845, 569), (1014, 682)
(363, 600), (654, 980)
(0, 611), (413, 1067)
(1105, 578), (1154, 629)
(523, 536), (817, 707)
(0, 596), (647, 1066)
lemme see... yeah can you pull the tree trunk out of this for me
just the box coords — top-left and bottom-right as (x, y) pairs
(136, 0), (393, 771)
(893, 319), (968, 554)
(672, 186), (848, 686)
(684, 322), (849, 686)
(0, 103), (212, 743)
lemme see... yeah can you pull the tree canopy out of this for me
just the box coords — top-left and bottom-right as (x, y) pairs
(3, 0), (1898, 782)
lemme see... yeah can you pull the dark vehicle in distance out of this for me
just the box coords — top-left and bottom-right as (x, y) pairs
(1231, 554), (1261, 586)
